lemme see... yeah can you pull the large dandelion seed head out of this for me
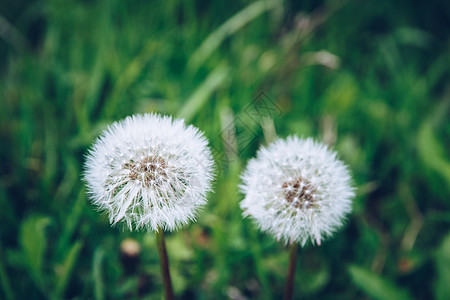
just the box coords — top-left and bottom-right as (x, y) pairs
(240, 136), (354, 246)
(83, 113), (214, 232)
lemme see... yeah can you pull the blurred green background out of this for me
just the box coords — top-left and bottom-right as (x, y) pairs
(1, 0), (449, 299)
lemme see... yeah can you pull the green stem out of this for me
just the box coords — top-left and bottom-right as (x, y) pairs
(284, 242), (298, 300)
(155, 229), (174, 300)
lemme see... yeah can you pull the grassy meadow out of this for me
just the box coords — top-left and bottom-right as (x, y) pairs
(0, 0), (449, 299)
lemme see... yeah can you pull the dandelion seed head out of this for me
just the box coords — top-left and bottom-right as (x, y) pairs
(240, 136), (354, 246)
(83, 113), (214, 232)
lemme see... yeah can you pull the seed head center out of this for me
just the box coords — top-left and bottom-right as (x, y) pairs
(123, 156), (168, 187)
(282, 176), (316, 209)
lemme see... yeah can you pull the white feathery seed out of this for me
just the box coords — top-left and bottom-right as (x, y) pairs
(83, 113), (214, 232)
(240, 136), (354, 246)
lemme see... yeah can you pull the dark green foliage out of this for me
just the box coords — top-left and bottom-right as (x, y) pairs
(0, 0), (449, 299)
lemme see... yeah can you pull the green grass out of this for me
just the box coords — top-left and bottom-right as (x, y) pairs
(0, 0), (449, 299)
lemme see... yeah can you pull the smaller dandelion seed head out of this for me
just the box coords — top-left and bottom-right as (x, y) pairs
(83, 113), (215, 232)
(240, 136), (355, 246)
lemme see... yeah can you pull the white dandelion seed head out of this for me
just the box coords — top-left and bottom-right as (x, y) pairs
(240, 136), (354, 246)
(83, 113), (214, 232)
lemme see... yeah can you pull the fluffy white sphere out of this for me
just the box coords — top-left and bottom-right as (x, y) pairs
(240, 136), (354, 246)
(84, 113), (214, 232)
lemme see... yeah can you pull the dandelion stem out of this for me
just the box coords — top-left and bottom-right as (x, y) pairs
(155, 229), (174, 300)
(284, 242), (298, 300)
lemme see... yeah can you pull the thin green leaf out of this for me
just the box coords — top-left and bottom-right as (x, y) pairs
(93, 247), (105, 300)
(435, 233), (450, 300)
(54, 240), (83, 298)
(56, 190), (86, 257)
(0, 250), (14, 300)
(19, 216), (51, 290)
(177, 64), (229, 122)
(348, 265), (413, 300)
(187, 0), (281, 70)
(417, 123), (450, 186)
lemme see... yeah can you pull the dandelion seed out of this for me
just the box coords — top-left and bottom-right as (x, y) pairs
(83, 113), (214, 232)
(240, 136), (354, 246)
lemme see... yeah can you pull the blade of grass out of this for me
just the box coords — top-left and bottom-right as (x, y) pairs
(106, 41), (159, 117)
(0, 13), (30, 52)
(187, 0), (281, 71)
(56, 190), (86, 257)
(417, 122), (450, 185)
(348, 265), (413, 300)
(93, 247), (105, 300)
(20, 216), (51, 292)
(54, 240), (83, 298)
(0, 249), (14, 300)
(177, 64), (229, 122)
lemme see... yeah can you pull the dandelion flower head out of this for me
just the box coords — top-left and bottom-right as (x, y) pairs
(84, 113), (214, 232)
(240, 136), (354, 246)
